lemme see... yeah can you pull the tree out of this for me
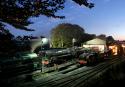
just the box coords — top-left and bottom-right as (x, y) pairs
(97, 34), (106, 40)
(82, 33), (96, 42)
(0, 28), (16, 57)
(106, 36), (115, 45)
(0, 0), (94, 31)
(51, 23), (85, 48)
(106, 36), (114, 41)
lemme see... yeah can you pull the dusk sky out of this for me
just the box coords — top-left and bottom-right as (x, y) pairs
(7, 0), (125, 40)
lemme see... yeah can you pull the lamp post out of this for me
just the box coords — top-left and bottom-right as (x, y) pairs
(72, 38), (76, 47)
(40, 40), (43, 72)
(72, 38), (76, 58)
(41, 38), (49, 72)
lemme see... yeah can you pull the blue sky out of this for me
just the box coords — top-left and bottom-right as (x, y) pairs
(8, 0), (125, 40)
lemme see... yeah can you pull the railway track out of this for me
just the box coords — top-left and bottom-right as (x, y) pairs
(36, 58), (118, 86)
(18, 57), (125, 87)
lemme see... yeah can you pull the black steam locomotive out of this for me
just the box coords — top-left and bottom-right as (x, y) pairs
(38, 47), (87, 67)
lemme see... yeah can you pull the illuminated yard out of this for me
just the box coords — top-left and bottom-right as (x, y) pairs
(1, 0), (125, 87)
(8, 57), (125, 87)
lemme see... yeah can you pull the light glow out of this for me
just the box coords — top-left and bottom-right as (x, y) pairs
(109, 45), (118, 55)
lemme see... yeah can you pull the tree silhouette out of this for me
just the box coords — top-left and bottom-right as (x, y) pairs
(106, 36), (115, 45)
(51, 23), (85, 48)
(0, 28), (15, 57)
(97, 34), (106, 40)
(0, 0), (94, 31)
(82, 33), (96, 42)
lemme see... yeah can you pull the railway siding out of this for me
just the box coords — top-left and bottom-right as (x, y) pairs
(12, 57), (125, 87)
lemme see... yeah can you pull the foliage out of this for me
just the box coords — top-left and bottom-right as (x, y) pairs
(0, 28), (15, 57)
(97, 34), (106, 40)
(82, 33), (96, 42)
(51, 23), (85, 48)
(106, 36), (114, 41)
(72, 0), (94, 8)
(0, 0), (94, 31)
(106, 36), (115, 45)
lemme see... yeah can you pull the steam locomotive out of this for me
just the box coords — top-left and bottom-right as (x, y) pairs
(38, 47), (90, 67)
(77, 49), (111, 66)
(37, 47), (112, 67)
